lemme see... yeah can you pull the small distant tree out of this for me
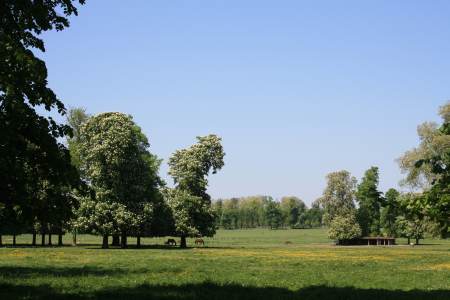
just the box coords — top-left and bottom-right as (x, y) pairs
(280, 196), (306, 228)
(221, 198), (240, 229)
(265, 200), (283, 229)
(302, 199), (324, 228)
(211, 200), (223, 228)
(328, 213), (362, 242)
(395, 216), (425, 245)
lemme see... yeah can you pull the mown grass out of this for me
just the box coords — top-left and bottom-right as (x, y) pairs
(1, 229), (449, 299)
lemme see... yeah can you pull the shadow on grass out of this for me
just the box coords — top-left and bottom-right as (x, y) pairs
(0, 243), (101, 248)
(0, 266), (132, 278)
(83, 244), (236, 250)
(0, 282), (449, 300)
(0, 243), (236, 250)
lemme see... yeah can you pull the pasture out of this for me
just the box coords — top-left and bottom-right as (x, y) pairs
(0, 229), (449, 300)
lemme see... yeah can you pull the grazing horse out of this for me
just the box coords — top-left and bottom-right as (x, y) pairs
(165, 238), (177, 246)
(195, 238), (205, 246)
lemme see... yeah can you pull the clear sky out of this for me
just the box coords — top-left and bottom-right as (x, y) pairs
(39, 0), (449, 205)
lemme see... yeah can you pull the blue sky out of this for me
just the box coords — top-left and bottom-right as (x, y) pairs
(40, 1), (449, 205)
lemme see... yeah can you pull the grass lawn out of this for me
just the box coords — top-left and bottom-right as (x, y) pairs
(0, 228), (449, 299)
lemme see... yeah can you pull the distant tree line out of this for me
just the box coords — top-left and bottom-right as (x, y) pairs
(212, 196), (323, 230)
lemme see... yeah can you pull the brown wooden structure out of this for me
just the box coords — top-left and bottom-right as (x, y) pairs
(362, 237), (395, 246)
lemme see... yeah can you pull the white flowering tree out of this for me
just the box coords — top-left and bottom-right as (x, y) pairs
(76, 112), (161, 248)
(167, 135), (225, 248)
(319, 170), (357, 226)
(328, 213), (362, 242)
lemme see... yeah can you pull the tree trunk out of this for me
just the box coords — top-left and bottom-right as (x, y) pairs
(58, 233), (63, 246)
(13, 234), (16, 246)
(440, 222), (448, 239)
(32, 232), (36, 246)
(137, 236), (141, 248)
(121, 233), (127, 249)
(102, 235), (109, 249)
(0, 234), (2, 247)
(48, 233), (52, 246)
(180, 236), (187, 248)
(112, 235), (120, 246)
(72, 232), (77, 246)
(415, 238), (419, 245)
(41, 232), (45, 246)
(407, 237), (410, 245)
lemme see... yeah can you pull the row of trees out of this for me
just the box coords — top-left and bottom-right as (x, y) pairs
(1, 107), (226, 248)
(212, 196), (323, 229)
(319, 169), (426, 244)
(323, 102), (449, 243)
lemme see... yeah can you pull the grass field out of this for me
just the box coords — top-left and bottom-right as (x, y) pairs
(0, 229), (449, 299)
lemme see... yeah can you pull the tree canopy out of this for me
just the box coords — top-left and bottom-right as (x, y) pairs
(168, 135), (225, 202)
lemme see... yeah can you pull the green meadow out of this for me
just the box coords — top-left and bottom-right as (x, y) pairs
(0, 229), (449, 300)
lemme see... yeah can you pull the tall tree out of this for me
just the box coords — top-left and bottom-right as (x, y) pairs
(265, 199), (283, 229)
(167, 134), (225, 247)
(65, 107), (90, 245)
(76, 112), (162, 248)
(356, 166), (383, 236)
(319, 170), (357, 225)
(398, 102), (450, 238)
(1, 0), (85, 243)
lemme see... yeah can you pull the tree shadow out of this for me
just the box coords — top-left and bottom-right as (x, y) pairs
(0, 243), (99, 248)
(0, 266), (134, 278)
(82, 244), (236, 250)
(0, 282), (449, 300)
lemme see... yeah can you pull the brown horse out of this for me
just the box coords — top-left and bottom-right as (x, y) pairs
(165, 238), (177, 246)
(195, 238), (204, 246)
